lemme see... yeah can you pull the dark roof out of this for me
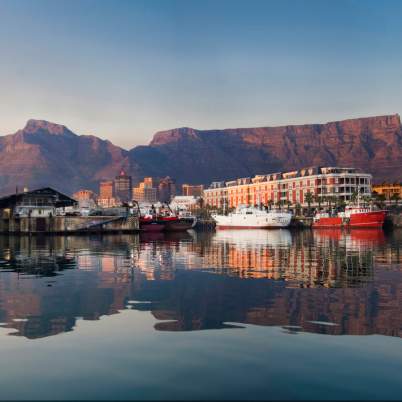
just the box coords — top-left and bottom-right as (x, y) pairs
(0, 187), (77, 209)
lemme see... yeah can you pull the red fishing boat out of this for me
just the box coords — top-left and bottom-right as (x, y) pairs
(157, 205), (196, 232)
(139, 214), (166, 232)
(313, 205), (386, 229)
(132, 201), (166, 232)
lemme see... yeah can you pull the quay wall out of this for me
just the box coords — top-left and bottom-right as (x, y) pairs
(0, 216), (139, 234)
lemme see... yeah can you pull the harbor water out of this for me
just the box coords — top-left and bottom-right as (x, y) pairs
(0, 229), (401, 400)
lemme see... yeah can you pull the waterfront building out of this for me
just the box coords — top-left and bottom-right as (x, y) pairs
(170, 195), (200, 211)
(203, 167), (372, 208)
(114, 170), (132, 203)
(158, 176), (176, 203)
(182, 184), (204, 197)
(373, 183), (402, 200)
(202, 181), (227, 208)
(0, 187), (77, 218)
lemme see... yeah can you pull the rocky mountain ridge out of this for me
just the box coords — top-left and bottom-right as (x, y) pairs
(0, 114), (400, 196)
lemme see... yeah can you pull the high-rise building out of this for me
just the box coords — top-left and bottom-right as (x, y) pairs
(114, 170), (132, 203)
(143, 177), (155, 187)
(98, 180), (119, 207)
(133, 185), (158, 204)
(182, 184), (204, 197)
(132, 177), (158, 203)
(158, 176), (176, 203)
(99, 181), (114, 199)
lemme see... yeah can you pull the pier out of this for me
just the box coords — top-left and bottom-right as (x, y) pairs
(0, 215), (139, 234)
(0, 187), (139, 234)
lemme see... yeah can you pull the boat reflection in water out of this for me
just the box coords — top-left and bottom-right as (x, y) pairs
(0, 229), (400, 339)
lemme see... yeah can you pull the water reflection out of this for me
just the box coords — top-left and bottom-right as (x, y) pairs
(0, 229), (400, 339)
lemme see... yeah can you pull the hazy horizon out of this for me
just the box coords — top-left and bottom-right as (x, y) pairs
(1, 0), (402, 148)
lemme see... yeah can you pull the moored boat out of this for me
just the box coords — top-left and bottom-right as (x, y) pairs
(313, 205), (387, 229)
(212, 205), (292, 229)
(139, 215), (166, 232)
(159, 205), (196, 232)
(162, 216), (196, 231)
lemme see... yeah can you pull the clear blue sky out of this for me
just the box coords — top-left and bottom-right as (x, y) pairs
(0, 0), (401, 148)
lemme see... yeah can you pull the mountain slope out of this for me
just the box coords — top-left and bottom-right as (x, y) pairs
(129, 114), (402, 184)
(0, 114), (400, 197)
(0, 120), (129, 195)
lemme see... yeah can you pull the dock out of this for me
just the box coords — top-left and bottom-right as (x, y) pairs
(0, 215), (139, 234)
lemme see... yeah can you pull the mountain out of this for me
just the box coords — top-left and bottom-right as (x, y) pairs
(0, 114), (400, 196)
(0, 119), (129, 195)
(130, 114), (402, 185)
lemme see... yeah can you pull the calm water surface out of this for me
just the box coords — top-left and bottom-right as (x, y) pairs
(0, 229), (401, 400)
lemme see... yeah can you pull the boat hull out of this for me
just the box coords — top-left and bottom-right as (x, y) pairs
(349, 211), (386, 228)
(313, 211), (386, 229)
(163, 217), (195, 232)
(312, 217), (343, 228)
(213, 212), (292, 229)
(139, 219), (165, 232)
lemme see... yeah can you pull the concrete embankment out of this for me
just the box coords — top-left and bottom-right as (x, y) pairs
(0, 216), (139, 234)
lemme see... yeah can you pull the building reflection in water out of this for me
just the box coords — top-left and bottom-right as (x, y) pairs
(0, 229), (399, 339)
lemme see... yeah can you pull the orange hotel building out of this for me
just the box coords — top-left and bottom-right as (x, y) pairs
(203, 166), (372, 208)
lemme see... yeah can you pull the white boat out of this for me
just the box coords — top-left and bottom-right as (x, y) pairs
(212, 205), (292, 229)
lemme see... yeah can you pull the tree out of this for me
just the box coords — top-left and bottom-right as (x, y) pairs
(284, 200), (291, 210)
(351, 191), (358, 203)
(374, 193), (386, 208)
(197, 197), (204, 209)
(314, 194), (322, 210)
(304, 191), (314, 215)
(391, 193), (400, 206)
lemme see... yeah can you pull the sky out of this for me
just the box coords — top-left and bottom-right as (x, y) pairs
(0, 0), (401, 148)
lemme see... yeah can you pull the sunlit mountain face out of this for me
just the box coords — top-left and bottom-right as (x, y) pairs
(0, 114), (401, 195)
(0, 229), (400, 339)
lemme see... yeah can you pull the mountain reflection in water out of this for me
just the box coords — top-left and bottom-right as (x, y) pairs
(0, 229), (400, 339)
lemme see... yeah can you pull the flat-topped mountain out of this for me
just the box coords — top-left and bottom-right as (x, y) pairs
(130, 114), (402, 185)
(0, 114), (400, 196)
